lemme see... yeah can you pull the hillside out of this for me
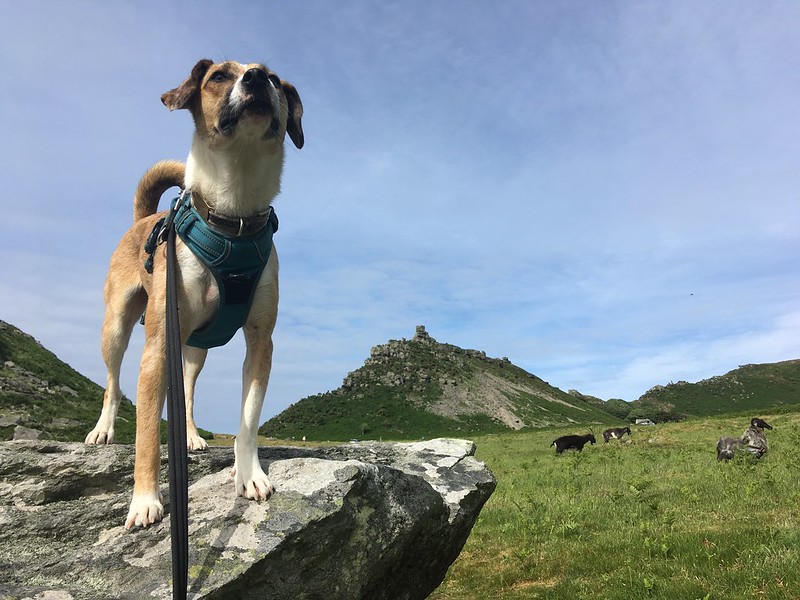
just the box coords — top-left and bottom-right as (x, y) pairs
(0, 320), (137, 442)
(261, 326), (617, 441)
(630, 359), (800, 420)
(5, 317), (796, 443)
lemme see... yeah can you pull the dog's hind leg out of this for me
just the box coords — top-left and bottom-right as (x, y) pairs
(125, 297), (170, 529)
(86, 276), (146, 445)
(183, 345), (209, 451)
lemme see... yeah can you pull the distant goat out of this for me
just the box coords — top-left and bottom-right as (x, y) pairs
(551, 431), (596, 454)
(602, 426), (631, 443)
(716, 417), (773, 461)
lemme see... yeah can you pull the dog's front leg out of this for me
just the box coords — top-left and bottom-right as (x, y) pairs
(125, 327), (168, 529)
(233, 325), (275, 501)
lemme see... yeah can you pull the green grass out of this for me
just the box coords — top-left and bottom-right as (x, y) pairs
(261, 384), (515, 441)
(430, 412), (800, 599)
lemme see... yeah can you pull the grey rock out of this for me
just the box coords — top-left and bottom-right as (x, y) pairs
(50, 418), (84, 429)
(0, 438), (494, 599)
(0, 415), (22, 428)
(12, 425), (43, 440)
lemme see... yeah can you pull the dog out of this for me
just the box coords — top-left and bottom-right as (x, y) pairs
(85, 59), (304, 529)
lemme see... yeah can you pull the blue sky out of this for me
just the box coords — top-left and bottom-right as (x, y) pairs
(2, 2), (798, 435)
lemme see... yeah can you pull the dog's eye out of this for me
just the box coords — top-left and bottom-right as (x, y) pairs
(209, 71), (231, 83)
(267, 74), (281, 88)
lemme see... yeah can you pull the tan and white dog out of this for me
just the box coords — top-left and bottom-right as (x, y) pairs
(85, 59), (303, 529)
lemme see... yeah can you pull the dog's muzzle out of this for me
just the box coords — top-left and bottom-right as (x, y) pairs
(219, 69), (279, 135)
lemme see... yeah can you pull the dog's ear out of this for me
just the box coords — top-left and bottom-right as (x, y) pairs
(281, 81), (304, 149)
(161, 59), (214, 111)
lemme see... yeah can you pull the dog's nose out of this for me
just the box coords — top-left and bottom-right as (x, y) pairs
(242, 68), (269, 88)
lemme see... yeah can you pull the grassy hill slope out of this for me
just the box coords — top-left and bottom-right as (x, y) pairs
(631, 360), (800, 419)
(261, 326), (617, 441)
(0, 320), (137, 442)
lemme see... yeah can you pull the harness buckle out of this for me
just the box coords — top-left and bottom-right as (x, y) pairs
(158, 189), (190, 244)
(143, 190), (191, 275)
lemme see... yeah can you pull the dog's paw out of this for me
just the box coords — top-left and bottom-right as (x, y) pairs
(85, 428), (114, 445)
(125, 493), (164, 530)
(187, 434), (209, 452)
(234, 464), (274, 501)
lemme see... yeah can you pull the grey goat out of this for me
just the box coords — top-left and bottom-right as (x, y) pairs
(716, 417), (773, 461)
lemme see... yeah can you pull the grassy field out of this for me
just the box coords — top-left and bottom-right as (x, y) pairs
(430, 413), (800, 599)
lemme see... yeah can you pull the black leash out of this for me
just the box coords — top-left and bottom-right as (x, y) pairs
(163, 197), (190, 600)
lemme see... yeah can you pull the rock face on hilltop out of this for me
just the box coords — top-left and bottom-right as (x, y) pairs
(353, 326), (525, 428)
(0, 438), (495, 600)
(263, 326), (614, 441)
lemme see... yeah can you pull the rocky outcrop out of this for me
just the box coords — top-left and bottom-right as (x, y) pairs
(263, 326), (615, 441)
(0, 438), (495, 600)
(350, 326), (512, 394)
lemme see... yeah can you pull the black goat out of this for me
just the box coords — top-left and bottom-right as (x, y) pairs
(717, 417), (773, 461)
(602, 426), (631, 443)
(551, 431), (596, 454)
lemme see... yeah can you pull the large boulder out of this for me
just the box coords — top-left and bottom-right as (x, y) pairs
(0, 438), (494, 599)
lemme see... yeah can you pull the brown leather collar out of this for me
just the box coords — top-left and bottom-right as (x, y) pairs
(189, 190), (272, 237)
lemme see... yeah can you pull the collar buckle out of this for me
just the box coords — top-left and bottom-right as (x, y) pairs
(187, 190), (271, 237)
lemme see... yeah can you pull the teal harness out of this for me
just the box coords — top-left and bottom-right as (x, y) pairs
(145, 192), (278, 349)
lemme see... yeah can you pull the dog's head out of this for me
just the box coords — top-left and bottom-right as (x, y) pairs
(161, 59), (304, 150)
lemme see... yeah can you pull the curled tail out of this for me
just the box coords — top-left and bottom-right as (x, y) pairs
(133, 160), (186, 222)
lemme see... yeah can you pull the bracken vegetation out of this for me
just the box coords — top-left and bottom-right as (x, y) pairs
(2, 319), (799, 597)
